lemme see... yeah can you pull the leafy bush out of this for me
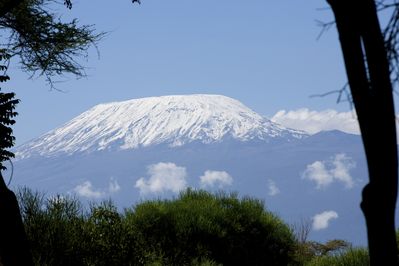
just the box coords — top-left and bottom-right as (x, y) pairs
(303, 230), (399, 265)
(305, 248), (369, 266)
(128, 189), (297, 265)
(17, 188), (298, 265)
(18, 188), (142, 266)
(295, 239), (352, 264)
(18, 188), (87, 266)
(83, 201), (139, 266)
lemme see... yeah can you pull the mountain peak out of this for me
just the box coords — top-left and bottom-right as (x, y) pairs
(16, 94), (307, 158)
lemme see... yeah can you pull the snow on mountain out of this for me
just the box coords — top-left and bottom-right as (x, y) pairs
(10, 95), (369, 245)
(15, 94), (307, 158)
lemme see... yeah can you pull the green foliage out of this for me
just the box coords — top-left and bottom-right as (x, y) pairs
(296, 239), (352, 263)
(18, 188), (88, 266)
(0, 49), (19, 170)
(18, 188), (298, 266)
(0, 0), (104, 85)
(19, 187), (375, 266)
(305, 248), (369, 266)
(290, 219), (355, 265)
(18, 188), (142, 266)
(84, 201), (139, 266)
(128, 189), (297, 265)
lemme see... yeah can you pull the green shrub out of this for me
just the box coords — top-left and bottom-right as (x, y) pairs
(305, 248), (369, 266)
(295, 239), (352, 264)
(18, 188), (140, 266)
(18, 188), (87, 266)
(128, 189), (297, 265)
(17, 187), (298, 265)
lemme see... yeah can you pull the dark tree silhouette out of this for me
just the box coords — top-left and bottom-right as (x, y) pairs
(0, 1), (103, 265)
(0, 57), (18, 170)
(327, 0), (398, 265)
(0, 49), (32, 266)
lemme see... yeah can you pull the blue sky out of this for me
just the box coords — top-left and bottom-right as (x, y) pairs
(5, 0), (355, 145)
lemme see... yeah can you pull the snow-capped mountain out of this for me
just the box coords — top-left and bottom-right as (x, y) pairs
(9, 94), (373, 246)
(16, 94), (306, 158)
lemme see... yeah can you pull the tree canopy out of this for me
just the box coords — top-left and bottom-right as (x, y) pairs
(0, 1), (105, 265)
(0, 0), (103, 85)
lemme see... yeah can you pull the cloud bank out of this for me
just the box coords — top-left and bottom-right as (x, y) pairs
(312, 210), (338, 231)
(135, 162), (187, 195)
(271, 108), (359, 134)
(302, 153), (355, 189)
(199, 170), (233, 188)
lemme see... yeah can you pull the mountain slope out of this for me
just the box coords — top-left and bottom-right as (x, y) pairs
(16, 94), (306, 158)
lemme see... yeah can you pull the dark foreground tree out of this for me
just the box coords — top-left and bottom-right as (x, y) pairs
(0, 51), (18, 170)
(327, 0), (398, 264)
(0, 49), (32, 265)
(0, 1), (102, 265)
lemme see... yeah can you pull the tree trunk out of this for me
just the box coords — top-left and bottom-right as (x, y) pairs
(0, 3), (34, 266)
(0, 173), (33, 266)
(327, 0), (398, 264)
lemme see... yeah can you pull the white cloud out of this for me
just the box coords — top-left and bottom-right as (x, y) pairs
(302, 153), (355, 189)
(109, 177), (121, 193)
(302, 161), (333, 189)
(135, 162), (187, 195)
(267, 179), (280, 196)
(312, 211), (338, 231)
(271, 108), (359, 135)
(73, 177), (121, 199)
(331, 154), (355, 188)
(74, 181), (104, 199)
(199, 170), (233, 188)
